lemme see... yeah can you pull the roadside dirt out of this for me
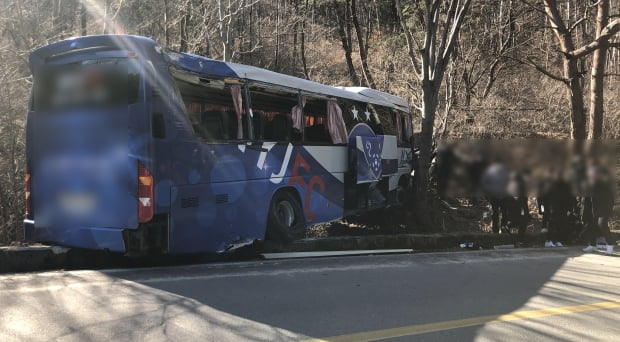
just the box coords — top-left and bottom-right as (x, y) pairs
(306, 197), (619, 239)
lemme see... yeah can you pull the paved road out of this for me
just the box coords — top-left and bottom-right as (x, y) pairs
(1, 248), (619, 341)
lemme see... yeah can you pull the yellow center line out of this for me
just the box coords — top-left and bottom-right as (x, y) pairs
(304, 300), (620, 342)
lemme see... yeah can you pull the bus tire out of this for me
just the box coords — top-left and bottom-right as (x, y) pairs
(266, 190), (306, 243)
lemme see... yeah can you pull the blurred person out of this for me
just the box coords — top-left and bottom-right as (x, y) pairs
(570, 155), (590, 243)
(582, 164), (615, 255)
(544, 171), (576, 247)
(536, 171), (553, 236)
(465, 154), (488, 204)
(434, 140), (455, 200)
(507, 170), (530, 245)
(481, 162), (511, 234)
(579, 194), (598, 249)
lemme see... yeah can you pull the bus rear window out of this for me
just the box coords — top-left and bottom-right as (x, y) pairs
(33, 58), (139, 111)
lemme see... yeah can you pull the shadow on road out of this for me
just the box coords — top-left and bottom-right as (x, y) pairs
(2, 249), (619, 341)
(123, 249), (619, 340)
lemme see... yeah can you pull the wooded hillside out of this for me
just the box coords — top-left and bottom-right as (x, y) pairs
(0, 0), (618, 243)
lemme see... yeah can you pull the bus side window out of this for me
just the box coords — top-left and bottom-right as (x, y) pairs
(365, 104), (383, 135)
(340, 100), (387, 137)
(248, 87), (300, 142)
(373, 105), (397, 136)
(172, 75), (247, 142)
(303, 97), (331, 144)
(398, 111), (413, 147)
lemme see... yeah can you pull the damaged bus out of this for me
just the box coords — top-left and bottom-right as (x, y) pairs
(24, 35), (414, 254)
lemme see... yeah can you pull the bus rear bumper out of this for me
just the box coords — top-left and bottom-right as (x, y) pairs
(24, 220), (126, 253)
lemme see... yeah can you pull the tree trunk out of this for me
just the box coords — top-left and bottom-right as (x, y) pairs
(333, 0), (360, 85)
(180, 5), (189, 52)
(394, 0), (472, 229)
(275, 0), (281, 68)
(80, 0), (87, 36)
(415, 81), (437, 211)
(163, 0), (170, 46)
(300, 0), (310, 79)
(543, 0), (586, 139)
(102, 0), (108, 34)
(481, 59), (501, 99)
(293, 21), (298, 67)
(588, 0), (609, 139)
(218, 0), (234, 61)
(351, 0), (376, 88)
(564, 56), (586, 139)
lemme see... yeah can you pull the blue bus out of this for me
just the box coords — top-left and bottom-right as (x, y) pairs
(24, 35), (414, 255)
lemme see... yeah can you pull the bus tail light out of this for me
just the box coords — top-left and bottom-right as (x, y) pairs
(138, 161), (154, 223)
(25, 167), (32, 217)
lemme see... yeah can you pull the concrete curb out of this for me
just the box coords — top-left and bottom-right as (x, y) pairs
(2, 232), (619, 273)
(0, 246), (69, 273)
(262, 232), (548, 253)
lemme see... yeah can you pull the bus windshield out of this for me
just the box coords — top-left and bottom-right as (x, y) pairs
(33, 57), (140, 111)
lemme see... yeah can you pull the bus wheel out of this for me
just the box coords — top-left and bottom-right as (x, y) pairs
(267, 190), (306, 243)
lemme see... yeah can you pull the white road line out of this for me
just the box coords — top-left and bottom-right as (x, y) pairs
(261, 249), (413, 259)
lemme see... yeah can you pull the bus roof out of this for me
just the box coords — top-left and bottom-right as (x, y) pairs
(228, 63), (409, 112)
(337, 87), (410, 109)
(30, 34), (411, 112)
(166, 51), (411, 112)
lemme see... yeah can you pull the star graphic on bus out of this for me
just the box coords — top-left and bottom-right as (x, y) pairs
(352, 107), (359, 120)
(364, 109), (371, 121)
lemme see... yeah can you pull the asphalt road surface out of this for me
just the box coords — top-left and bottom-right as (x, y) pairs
(1, 248), (619, 341)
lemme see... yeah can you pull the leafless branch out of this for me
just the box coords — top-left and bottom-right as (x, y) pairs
(394, 0), (422, 77)
(588, 1), (602, 8)
(569, 18), (620, 58)
(506, 56), (568, 83)
(568, 17), (587, 33)
(519, 0), (547, 14)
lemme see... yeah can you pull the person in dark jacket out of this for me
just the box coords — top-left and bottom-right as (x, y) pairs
(507, 170), (530, 245)
(434, 141), (455, 200)
(536, 172), (553, 234)
(582, 165), (615, 255)
(544, 172), (576, 247)
(483, 168), (530, 243)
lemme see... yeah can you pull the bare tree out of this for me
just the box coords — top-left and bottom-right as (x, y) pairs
(79, 0), (88, 36)
(218, 0), (234, 61)
(394, 0), (472, 225)
(217, 0), (259, 62)
(351, 0), (376, 88)
(180, 3), (189, 52)
(527, 0), (620, 139)
(162, 0), (170, 46)
(588, 0), (610, 139)
(300, 0), (311, 79)
(333, 0), (361, 85)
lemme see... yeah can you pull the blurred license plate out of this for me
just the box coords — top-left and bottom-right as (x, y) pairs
(58, 192), (97, 215)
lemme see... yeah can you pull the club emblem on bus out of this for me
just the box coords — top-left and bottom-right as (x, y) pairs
(364, 138), (383, 179)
